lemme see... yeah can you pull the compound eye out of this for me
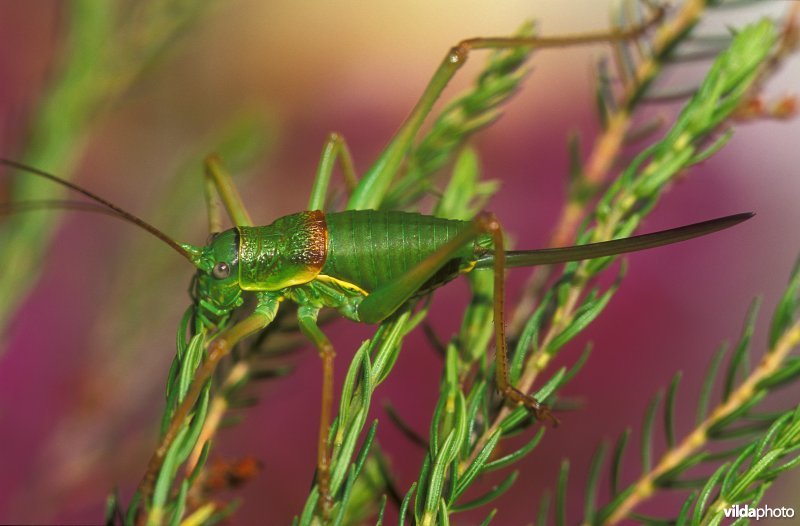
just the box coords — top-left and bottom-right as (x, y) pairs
(212, 261), (231, 279)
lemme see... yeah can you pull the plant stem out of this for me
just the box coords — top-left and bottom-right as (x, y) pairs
(185, 361), (249, 474)
(604, 321), (800, 524)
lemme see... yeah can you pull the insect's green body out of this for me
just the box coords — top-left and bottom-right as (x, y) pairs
(192, 210), (493, 327)
(189, 207), (751, 331)
(323, 210), (488, 292)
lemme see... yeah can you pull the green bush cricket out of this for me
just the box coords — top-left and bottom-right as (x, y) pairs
(0, 5), (758, 520)
(0, 133), (750, 522)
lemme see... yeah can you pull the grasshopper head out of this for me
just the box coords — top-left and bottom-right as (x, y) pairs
(191, 228), (244, 323)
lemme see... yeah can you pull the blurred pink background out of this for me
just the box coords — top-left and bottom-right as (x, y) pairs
(1, 2), (799, 524)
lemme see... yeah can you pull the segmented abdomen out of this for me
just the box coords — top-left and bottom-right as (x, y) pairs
(322, 210), (477, 292)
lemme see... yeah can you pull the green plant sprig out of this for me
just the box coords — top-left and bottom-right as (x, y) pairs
(684, 405), (800, 526)
(462, 19), (779, 485)
(538, 15), (775, 398)
(538, 0), (707, 256)
(511, 0), (797, 333)
(562, 257), (800, 525)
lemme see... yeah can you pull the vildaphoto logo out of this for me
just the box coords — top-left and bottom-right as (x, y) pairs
(724, 504), (795, 520)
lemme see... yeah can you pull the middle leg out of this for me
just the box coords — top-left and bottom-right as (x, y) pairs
(297, 305), (337, 518)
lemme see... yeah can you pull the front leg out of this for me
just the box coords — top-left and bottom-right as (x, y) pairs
(308, 133), (359, 211)
(204, 154), (254, 228)
(136, 297), (280, 516)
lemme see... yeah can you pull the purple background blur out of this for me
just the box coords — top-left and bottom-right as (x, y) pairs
(1, 2), (799, 525)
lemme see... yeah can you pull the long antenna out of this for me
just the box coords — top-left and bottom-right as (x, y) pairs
(0, 158), (197, 262)
(0, 199), (130, 218)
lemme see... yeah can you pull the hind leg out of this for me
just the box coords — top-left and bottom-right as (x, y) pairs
(356, 211), (557, 424)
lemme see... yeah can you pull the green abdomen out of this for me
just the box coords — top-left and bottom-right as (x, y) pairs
(322, 210), (483, 292)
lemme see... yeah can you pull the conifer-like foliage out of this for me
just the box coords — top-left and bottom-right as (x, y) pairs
(1, 2), (798, 525)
